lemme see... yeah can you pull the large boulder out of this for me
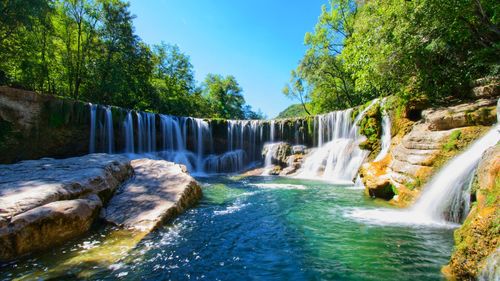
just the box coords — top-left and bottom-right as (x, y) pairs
(280, 154), (304, 176)
(0, 195), (102, 261)
(472, 77), (499, 98)
(445, 145), (500, 280)
(104, 159), (202, 232)
(0, 154), (133, 261)
(422, 98), (497, 131)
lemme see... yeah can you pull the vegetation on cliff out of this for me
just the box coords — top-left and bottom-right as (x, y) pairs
(284, 0), (499, 115)
(276, 104), (309, 119)
(0, 0), (263, 119)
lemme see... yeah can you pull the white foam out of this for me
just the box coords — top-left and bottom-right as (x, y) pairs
(343, 207), (459, 228)
(249, 183), (307, 190)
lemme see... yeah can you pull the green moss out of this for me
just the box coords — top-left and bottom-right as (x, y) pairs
(405, 177), (423, 190)
(391, 184), (399, 195)
(443, 130), (462, 152)
(358, 102), (382, 152)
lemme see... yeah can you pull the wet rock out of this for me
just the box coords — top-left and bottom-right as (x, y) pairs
(0, 154), (132, 261)
(104, 159), (202, 232)
(360, 155), (396, 200)
(280, 154), (304, 176)
(262, 142), (292, 167)
(445, 145), (500, 280)
(264, 165), (283, 176)
(292, 145), (307, 155)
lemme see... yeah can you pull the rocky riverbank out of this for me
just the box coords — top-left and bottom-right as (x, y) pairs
(443, 145), (500, 280)
(0, 154), (201, 262)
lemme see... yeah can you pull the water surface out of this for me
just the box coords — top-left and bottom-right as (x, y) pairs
(0, 176), (454, 281)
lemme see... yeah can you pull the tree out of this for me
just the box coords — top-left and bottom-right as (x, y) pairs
(150, 43), (200, 115)
(282, 69), (311, 115)
(203, 74), (245, 119)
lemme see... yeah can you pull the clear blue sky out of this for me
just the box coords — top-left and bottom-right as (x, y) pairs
(128, 0), (326, 118)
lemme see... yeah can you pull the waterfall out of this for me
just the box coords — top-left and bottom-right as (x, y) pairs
(86, 97), (390, 176)
(123, 111), (134, 153)
(261, 142), (279, 175)
(203, 150), (245, 174)
(89, 103), (97, 153)
(374, 104), (391, 162)
(295, 100), (377, 183)
(136, 112), (143, 153)
(105, 107), (114, 154)
(270, 120), (275, 142)
(409, 122), (499, 223)
(192, 118), (211, 173)
(347, 99), (500, 226)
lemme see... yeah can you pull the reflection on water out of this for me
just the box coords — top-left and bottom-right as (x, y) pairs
(0, 176), (454, 281)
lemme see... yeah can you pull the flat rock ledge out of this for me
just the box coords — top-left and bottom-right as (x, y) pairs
(103, 159), (202, 232)
(0, 154), (133, 261)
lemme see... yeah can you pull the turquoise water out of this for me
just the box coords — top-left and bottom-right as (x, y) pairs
(0, 176), (454, 280)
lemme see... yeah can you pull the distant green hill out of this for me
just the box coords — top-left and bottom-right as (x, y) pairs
(276, 104), (309, 119)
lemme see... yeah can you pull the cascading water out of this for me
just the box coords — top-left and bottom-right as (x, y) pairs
(347, 98), (500, 226)
(374, 103), (391, 162)
(89, 103), (97, 153)
(87, 97), (387, 176)
(123, 111), (134, 153)
(410, 122), (500, 223)
(104, 107), (114, 154)
(270, 120), (275, 142)
(295, 100), (377, 183)
(261, 142), (280, 175)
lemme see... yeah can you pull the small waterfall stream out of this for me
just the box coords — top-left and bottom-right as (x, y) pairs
(409, 122), (499, 223)
(374, 104), (391, 162)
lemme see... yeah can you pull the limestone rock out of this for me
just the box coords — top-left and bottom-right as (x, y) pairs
(476, 145), (500, 208)
(280, 154), (304, 176)
(423, 98), (497, 131)
(389, 123), (452, 187)
(472, 77), (499, 98)
(0, 154), (132, 261)
(0, 195), (102, 260)
(361, 155), (395, 200)
(0, 154), (132, 223)
(104, 159), (202, 232)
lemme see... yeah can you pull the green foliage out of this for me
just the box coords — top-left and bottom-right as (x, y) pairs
(203, 74), (245, 119)
(287, 0), (500, 112)
(276, 104), (309, 119)
(0, 0), (261, 120)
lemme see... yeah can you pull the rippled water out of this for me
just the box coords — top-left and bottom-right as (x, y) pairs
(0, 176), (454, 281)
